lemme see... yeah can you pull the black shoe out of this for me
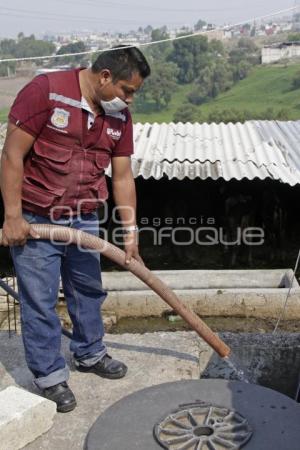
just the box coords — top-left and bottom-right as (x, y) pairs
(76, 354), (128, 379)
(43, 381), (77, 413)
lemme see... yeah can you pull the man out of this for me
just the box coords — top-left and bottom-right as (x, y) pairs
(0, 47), (151, 412)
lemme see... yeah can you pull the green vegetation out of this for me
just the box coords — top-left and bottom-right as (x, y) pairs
(0, 34), (55, 76)
(0, 65), (298, 125)
(288, 33), (300, 42)
(53, 41), (88, 66)
(0, 108), (9, 123)
(0, 34), (88, 76)
(133, 34), (261, 122)
(134, 62), (178, 112)
(0, 26), (298, 125)
(133, 83), (193, 123)
(133, 64), (300, 123)
(0, 33), (55, 59)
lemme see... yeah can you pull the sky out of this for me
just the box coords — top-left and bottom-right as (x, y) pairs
(0, 0), (297, 38)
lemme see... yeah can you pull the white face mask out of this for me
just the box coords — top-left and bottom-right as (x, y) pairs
(100, 97), (128, 114)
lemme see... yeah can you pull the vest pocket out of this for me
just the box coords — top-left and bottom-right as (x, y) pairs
(32, 142), (73, 174)
(95, 152), (110, 171)
(91, 175), (108, 203)
(22, 177), (66, 208)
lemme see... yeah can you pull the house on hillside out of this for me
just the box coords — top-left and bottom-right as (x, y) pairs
(262, 41), (300, 64)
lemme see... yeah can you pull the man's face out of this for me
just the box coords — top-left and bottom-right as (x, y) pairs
(97, 69), (144, 107)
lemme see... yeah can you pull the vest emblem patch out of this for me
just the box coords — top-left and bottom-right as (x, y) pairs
(107, 128), (122, 140)
(51, 108), (70, 129)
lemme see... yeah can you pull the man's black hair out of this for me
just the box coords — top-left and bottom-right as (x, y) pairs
(91, 45), (151, 81)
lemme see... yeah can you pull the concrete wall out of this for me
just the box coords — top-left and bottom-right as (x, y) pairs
(101, 270), (300, 320)
(262, 44), (300, 63)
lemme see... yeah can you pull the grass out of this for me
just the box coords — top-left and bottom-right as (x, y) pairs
(0, 107), (8, 123)
(133, 83), (193, 123)
(132, 64), (300, 123)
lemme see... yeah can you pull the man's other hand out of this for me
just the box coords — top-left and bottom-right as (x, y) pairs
(2, 216), (40, 247)
(123, 231), (144, 266)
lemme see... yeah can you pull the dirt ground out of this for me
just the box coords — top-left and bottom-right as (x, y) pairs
(110, 316), (300, 334)
(0, 76), (33, 109)
(3, 300), (300, 336)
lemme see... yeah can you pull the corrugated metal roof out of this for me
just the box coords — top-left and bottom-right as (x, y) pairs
(106, 120), (300, 185)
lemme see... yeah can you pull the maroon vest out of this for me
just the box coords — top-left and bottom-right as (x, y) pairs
(22, 69), (129, 219)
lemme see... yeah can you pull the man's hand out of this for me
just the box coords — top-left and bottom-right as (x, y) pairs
(2, 216), (40, 247)
(123, 231), (144, 266)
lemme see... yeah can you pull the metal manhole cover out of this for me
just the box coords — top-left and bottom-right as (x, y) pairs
(85, 380), (300, 450)
(154, 402), (252, 449)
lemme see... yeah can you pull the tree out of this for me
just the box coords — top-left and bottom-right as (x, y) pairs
(55, 41), (87, 66)
(151, 28), (169, 42)
(17, 32), (25, 41)
(144, 25), (153, 35)
(148, 28), (172, 60)
(209, 39), (225, 56)
(0, 35), (55, 63)
(229, 48), (247, 65)
(211, 61), (234, 97)
(0, 56), (16, 77)
(232, 60), (252, 81)
(133, 62), (178, 112)
(238, 37), (257, 52)
(168, 35), (209, 83)
(229, 38), (259, 66)
(0, 39), (17, 56)
(13, 35), (55, 61)
(191, 59), (234, 102)
(187, 86), (209, 106)
(173, 103), (200, 123)
(194, 19), (206, 31)
(208, 108), (249, 123)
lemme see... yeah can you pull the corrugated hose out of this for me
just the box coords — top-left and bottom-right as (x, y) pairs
(0, 224), (231, 358)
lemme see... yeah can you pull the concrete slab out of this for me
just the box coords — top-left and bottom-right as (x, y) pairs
(0, 331), (200, 450)
(0, 386), (56, 450)
(0, 330), (299, 449)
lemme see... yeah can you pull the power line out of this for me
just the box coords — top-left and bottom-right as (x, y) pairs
(0, 6), (158, 25)
(0, 11), (185, 27)
(57, 0), (261, 13)
(58, 0), (270, 14)
(0, 5), (298, 64)
(0, 7), (188, 27)
(1, 0), (281, 15)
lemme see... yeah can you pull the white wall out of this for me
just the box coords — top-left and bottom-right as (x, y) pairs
(262, 44), (300, 64)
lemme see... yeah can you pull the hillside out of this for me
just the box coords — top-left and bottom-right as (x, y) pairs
(0, 65), (300, 125)
(133, 64), (300, 123)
